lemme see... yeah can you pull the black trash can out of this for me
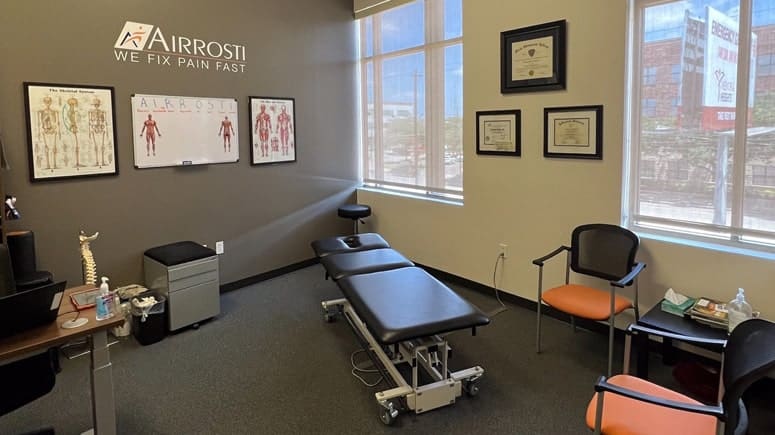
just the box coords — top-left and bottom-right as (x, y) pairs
(131, 293), (166, 345)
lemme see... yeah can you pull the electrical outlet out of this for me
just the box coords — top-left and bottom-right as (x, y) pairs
(499, 243), (508, 259)
(215, 240), (224, 255)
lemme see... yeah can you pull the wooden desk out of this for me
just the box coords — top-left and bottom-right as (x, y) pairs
(0, 285), (124, 435)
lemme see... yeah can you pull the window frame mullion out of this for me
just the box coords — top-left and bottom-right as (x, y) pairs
(730, 0), (753, 237)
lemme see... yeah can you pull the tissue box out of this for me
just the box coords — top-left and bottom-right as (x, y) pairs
(661, 297), (696, 317)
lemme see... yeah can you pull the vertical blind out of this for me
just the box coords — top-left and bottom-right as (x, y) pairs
(354, 0), (413, 18)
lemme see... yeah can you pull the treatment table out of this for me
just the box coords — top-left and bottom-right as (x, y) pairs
(314, 235), (490, 425)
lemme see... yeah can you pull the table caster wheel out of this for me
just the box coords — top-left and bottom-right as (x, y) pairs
(379, 401), (398, 425)
(463, 380), (479, 397)
(323, 310), (335, 323)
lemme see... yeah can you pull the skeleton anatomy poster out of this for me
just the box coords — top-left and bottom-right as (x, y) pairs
(131, 94), (239, 168)
(24, 83), (118, 181)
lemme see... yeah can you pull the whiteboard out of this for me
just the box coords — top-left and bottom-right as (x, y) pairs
(131, 94), (239, 168)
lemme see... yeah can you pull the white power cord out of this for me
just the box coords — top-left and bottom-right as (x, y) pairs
(350, 349), (384, 387)
(488, 253), (508, 318)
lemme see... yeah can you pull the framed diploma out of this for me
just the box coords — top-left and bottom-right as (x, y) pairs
(543, 105), (603, 160)
(476, 109), (521, 157)
(500, 20), (567, 94)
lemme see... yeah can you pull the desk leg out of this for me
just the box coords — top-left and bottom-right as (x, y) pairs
(635, 331), (649, 379)
(90, 331), (117, 435)
(661, 337), (677, 365)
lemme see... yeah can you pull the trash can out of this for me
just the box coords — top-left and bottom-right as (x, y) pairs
(114, 284), (148, 339)
(131, 292), (166, 345)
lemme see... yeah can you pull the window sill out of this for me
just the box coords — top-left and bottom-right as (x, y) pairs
(358, 185), (464, 206)
(636, 229), (775, 261)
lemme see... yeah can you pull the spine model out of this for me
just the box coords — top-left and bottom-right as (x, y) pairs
(79, 230), (99, 285)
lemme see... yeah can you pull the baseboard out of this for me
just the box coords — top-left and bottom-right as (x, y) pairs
(219, 258), (319, 293)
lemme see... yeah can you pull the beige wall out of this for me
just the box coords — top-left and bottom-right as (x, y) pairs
(359, 0), (775, 322)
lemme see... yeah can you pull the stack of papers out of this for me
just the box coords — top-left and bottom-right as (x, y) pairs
(688, 297), (728, 329)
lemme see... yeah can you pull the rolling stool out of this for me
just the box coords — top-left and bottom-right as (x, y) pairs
(338, 204), (371, 234)
(6, 230), (53, 291)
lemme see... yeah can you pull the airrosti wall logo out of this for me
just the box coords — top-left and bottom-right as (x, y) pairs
(112, 21), (247, 73)
(115, 22), (154, 51)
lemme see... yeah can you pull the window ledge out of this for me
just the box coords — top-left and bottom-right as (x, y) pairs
(358, 185), (464, 206)
(637, 230), (775, 261)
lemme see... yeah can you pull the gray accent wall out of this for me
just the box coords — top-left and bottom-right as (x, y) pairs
(0, 0), (358, 287)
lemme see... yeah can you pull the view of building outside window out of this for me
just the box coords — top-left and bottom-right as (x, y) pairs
(631, 0), (775, 247)
(360, 0), (463, 197)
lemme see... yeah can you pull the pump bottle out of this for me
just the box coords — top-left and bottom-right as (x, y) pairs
(727, 288), (753, 333)
(95, 276), (113, 321)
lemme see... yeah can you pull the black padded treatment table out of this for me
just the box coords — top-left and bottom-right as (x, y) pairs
(310, 233), (389, 258)
(318, 247), (491, 425)
(319, 248), (413, 280)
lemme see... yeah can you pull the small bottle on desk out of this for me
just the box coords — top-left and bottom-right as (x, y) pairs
(95, 276), (114, 321)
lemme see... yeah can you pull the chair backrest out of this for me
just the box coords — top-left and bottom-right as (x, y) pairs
(721, 318), (775, 434)
(570, 224), (639, 282)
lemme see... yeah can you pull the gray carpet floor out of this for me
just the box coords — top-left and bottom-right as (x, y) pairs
(1, 265), (772, 434)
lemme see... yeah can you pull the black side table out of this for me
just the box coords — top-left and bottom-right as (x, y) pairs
(635, 301), (728, 378)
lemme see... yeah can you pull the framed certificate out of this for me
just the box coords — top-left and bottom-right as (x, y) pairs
(500, 20), (567, 94)
(476, 110), (521, 157)
(543, 105), (603, 160)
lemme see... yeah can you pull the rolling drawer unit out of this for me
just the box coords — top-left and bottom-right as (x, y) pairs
(143, 241), (220, 331)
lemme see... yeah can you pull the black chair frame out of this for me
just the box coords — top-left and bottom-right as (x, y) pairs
(592, 319), (775, 435)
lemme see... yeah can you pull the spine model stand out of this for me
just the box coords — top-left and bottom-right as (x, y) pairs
(79, 230), (99, 285)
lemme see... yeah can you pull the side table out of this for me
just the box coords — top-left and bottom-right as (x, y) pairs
(635, 301), (728, 378)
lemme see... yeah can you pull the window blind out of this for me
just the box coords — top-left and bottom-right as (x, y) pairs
(354, 0), (413, 19)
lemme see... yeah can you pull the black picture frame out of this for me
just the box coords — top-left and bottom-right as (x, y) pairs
(249, 96), (297, 165)
(501, 20), (567, 94)
(476, 110), (521, 157)
(23, 82), (119, 182)
(543, 105), (603, 160)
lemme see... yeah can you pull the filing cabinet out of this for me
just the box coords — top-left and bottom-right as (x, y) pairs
(143, 241), (220, 331)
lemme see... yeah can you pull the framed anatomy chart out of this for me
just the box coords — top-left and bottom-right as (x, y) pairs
(249, 96), (296, 165)
(24, 82), (119, 182)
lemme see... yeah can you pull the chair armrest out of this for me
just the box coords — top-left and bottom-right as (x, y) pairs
(611, 262), (646, 288)
(532, 246), (570, 266)
(594, 376), (725, 418)
(628, 324), (728, 348)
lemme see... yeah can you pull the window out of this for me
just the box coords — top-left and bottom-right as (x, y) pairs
(626, 0), (775, 251)
(759, 53), (775, 76)
(644, 66), (657, 85)
(359, 0), (463, 198)
(671, 64), (682, 83)
(751, 164), (775, 186)
(642, 98), (657, 117)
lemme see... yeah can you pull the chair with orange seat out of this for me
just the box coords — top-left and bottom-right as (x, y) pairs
(533, 223), (646, 376)
(587, 319), (775, 435)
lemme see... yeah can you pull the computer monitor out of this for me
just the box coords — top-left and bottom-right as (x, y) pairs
(0, 281), (66, 338)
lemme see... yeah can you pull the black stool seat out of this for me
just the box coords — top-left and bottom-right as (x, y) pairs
(338, 204), (371, 220)
(15, 271), (54, 291)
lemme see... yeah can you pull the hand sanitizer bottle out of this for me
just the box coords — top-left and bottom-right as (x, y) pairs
(96, 277), (112, 321)
(727, 288), (753, 333)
